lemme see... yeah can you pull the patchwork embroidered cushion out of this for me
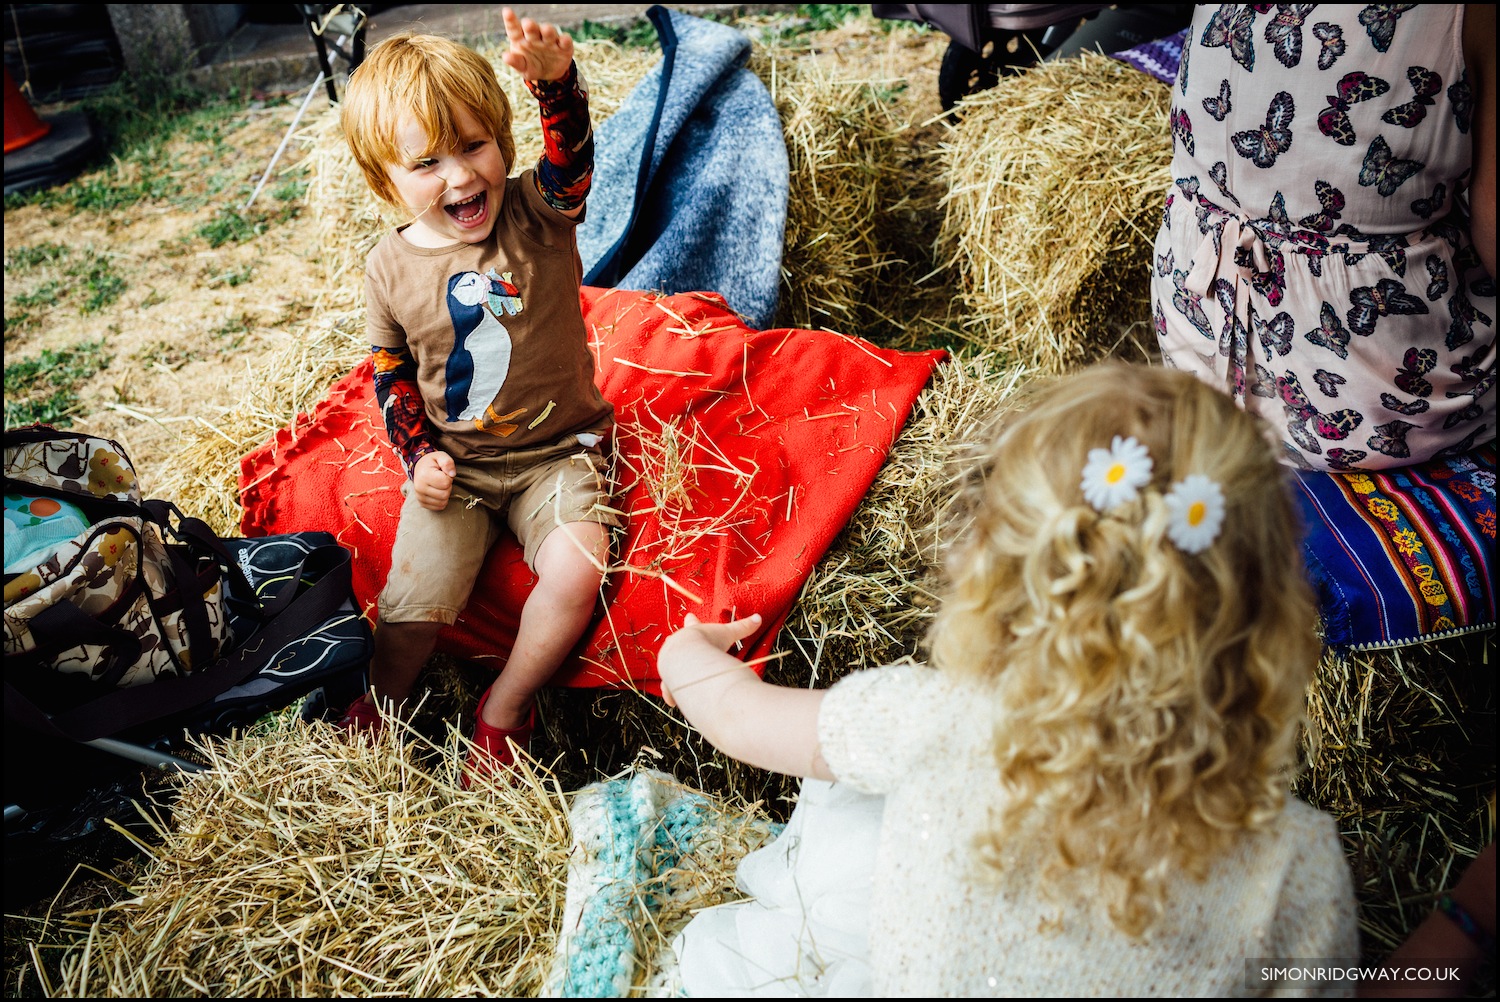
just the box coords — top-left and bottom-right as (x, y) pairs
(1294, 444), (1495, 649)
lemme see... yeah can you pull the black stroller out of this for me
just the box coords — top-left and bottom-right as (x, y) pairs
(872, 3), (1195, 108)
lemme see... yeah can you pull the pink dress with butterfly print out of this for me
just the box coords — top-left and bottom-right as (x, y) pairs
(1151, 4), (1494, 471)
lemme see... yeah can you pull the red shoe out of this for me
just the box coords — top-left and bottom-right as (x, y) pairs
(463, 687), (536, 788)
(335, 694), (385, 738)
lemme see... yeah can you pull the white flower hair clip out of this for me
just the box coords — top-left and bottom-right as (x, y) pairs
(1080, 436), (1153, 511)
(1081, 438), (1226, 554)
(1164, 474), (1225, 554)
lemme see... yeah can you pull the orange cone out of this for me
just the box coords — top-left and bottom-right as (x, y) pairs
(4, 67), (50, 154)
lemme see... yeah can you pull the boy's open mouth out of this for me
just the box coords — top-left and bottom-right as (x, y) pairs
(445, 191), (487, 223)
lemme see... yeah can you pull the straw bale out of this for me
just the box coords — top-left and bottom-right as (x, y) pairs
(784, 351), (1031, 680)
(149, 312), (367, 537)
(1297, 634), (1495, 956)
(32, 716), (766, 997)
(934, 51), (1172, 371)
(754, 50), (924, 336)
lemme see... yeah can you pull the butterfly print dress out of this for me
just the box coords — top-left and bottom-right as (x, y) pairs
(1151, 4), (1493, 471)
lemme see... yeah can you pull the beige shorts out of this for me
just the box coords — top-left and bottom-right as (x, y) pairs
(377, 434), (619, 625)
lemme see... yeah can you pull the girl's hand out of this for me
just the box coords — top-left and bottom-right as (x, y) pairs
(658, 612), (762, 708)
(500, 7), (575, 82)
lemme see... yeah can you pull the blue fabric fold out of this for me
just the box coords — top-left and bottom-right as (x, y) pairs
(579, 5), (789, 330)
(1293, 445), (1495, 650)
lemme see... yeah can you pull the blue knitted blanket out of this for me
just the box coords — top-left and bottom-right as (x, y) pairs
(578, 5), (789, 330)
(547, 769), (781, 997)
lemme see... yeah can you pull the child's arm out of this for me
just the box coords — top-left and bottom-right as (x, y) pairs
(658, 613), (836, 781)
(501, 7), (592, 219)
(371, 345), (454, 510)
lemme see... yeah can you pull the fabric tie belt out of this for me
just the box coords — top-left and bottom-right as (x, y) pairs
(1184, 212), (1271, 299)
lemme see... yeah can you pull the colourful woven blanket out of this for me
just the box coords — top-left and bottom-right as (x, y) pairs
(239, 288), (944, 691)
(1295, 444), (1495, 650)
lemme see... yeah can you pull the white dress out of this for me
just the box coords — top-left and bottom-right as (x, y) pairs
(675, 664), (1360, 997)
(673, 778), (882, 996)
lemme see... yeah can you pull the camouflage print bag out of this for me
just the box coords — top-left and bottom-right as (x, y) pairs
(4, 428), (228, 691)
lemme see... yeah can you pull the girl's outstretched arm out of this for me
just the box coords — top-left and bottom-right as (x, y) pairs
(658, 614), (835, 781)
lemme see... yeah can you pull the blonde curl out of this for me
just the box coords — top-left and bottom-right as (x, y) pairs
(930, 362), (1318, 936)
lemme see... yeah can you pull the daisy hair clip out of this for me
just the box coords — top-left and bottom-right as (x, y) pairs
(1079, 436), (1226, 554)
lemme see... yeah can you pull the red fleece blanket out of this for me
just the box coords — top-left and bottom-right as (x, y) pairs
(240, 288), (945, 692)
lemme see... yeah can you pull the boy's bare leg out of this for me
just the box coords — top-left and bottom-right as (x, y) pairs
(363, 620), (445, 712)
(480, 521), (608, 730)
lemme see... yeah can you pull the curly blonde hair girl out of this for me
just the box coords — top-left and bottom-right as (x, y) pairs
(930, 361), (1320, 937)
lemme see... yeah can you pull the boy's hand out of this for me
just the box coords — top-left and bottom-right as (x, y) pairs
(412, 451), (456, 511)
(658, 613), (762, 708)
(501, 7), (575, 82)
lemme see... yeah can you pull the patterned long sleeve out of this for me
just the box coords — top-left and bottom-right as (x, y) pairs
(526, 61), (593, 212)
(370, 345), (435, 478)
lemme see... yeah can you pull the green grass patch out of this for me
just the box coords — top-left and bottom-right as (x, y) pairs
(10, 280), (64, 311)
(62, 169), (186, 213)
(3, 70), (251, 214)
(78, 260), (127, 313)
(273, 178), (309, 203)
(796, 4), (866, 32)
(4, 242), (70, 272)
(194, 202), (298, 248)
(571, 5), (868, 48)
(4, 310), (36, 337)
(2, 340), (112, 429)
(197, 208), (264, 247)
(4, 250), (127, 317)
(572, 16), (661, 48)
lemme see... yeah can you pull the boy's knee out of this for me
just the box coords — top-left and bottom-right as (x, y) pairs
(535, 523), (608, 601)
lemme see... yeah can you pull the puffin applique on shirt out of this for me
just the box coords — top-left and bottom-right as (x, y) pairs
(444, 269), (528, 437)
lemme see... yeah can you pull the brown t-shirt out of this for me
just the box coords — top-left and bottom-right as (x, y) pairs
(364, 171), (613, 460)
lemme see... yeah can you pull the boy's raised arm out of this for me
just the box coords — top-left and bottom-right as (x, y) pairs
(502, 7), (592, 217)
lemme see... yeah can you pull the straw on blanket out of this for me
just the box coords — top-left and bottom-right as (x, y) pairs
(526, 351), (1035, 812)
(934, 50), (1172, 371)
(27, 716), (767, 998)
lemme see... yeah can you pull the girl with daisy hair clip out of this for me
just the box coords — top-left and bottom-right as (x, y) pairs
(659, 361), (1357, 996)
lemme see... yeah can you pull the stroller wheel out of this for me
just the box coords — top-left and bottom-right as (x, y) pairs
(937, 28), (1058, 110)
